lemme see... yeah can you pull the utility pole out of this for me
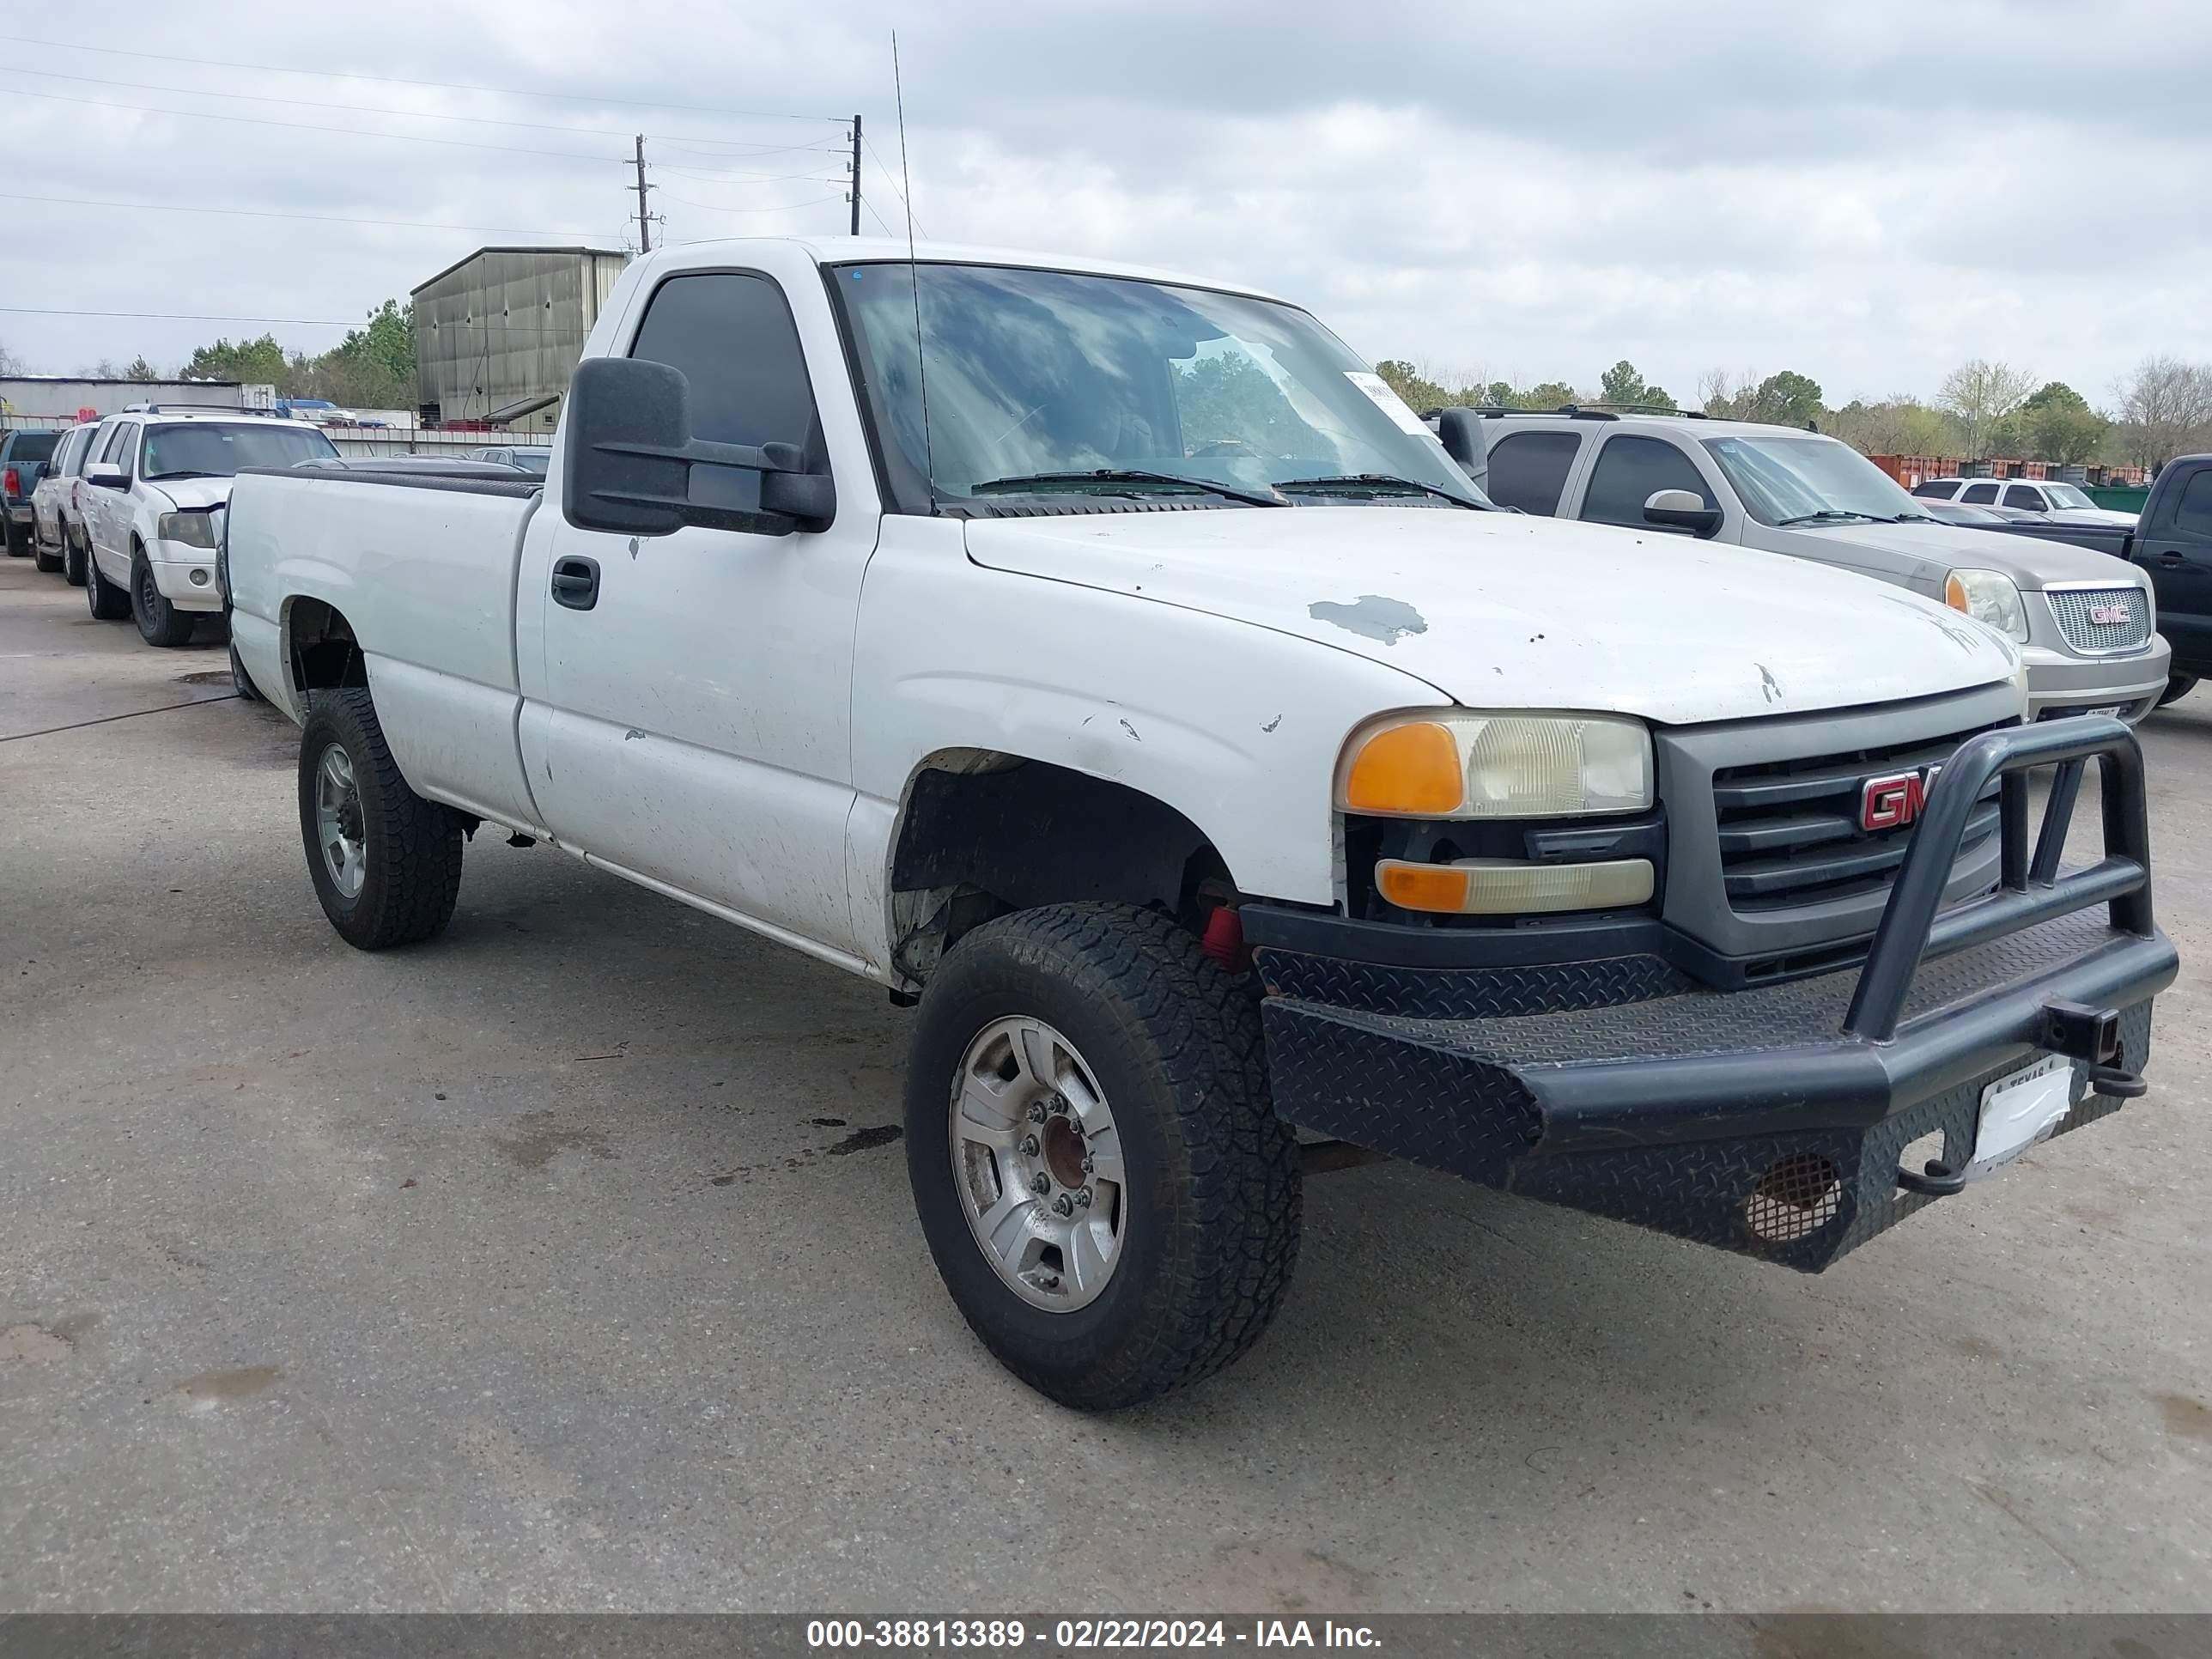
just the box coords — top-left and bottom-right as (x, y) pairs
(633, 134), (653, 253)
(848, 114), (863, 236)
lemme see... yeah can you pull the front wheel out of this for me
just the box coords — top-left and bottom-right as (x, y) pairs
(2158, 674), (2197, 709)
(32, 529), (61, 574)
(297, 687), (464, 950)
(131, 548), (197, 647)
(905, 902), (1300, 1411)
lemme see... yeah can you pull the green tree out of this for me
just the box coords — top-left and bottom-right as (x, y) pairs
(1703, 368), (1826, 427)
(2017, 381), (2107, 465)
(1596, 360), (1675, 410)
(185, 333), (290, 385)
(1937, 359), (2035, 459)
(1373, 359), (1448, 415)
(1174, 351), (1311, 457)
(1518, 380), (1581, 410)
(330, 299), (416, 404)
(125, 355), (161, 382)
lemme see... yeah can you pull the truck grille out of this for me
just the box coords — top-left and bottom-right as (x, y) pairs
(1711, 726), (2004, 911)
(2046, 586), (2151, 654)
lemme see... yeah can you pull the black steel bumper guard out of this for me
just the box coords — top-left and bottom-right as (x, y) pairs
(1252, 715), (2178, 1270)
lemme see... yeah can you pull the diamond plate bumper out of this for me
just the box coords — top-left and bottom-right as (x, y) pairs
(1255, 715), (2179, 1271)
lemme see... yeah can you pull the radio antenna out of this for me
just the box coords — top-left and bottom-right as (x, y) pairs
(892, 30), (936, 510)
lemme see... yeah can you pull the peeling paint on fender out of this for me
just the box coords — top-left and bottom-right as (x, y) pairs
(1308, 594), (1428, 646)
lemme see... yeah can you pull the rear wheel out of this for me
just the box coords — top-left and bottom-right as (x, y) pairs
(229, 640), (261, 702)
(85, 545), (130, 619)
(32, 526), (61, 574)
(63, 523), (87, 586)
(4, 520), (27, 557)
(131, 546), (197, 647)
(905, 902), (1300, 1410)
(298, 687), (464, 950)
(2157, 674), (2197, 709)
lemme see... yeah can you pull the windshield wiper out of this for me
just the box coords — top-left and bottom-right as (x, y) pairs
(1272, 473), (1485, 509)
(1776, 509), (1881, 526)
(147, 471), (228, 482)
(969, 469), (1286, 507)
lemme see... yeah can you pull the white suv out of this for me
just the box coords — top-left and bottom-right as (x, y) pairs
(1910, 476), (2137, 526)
(81, 408), (337, 645)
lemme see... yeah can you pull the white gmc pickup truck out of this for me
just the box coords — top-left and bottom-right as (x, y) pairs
(224, 237), (2176, 1410)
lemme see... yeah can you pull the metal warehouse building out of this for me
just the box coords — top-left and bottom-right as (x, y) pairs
(0, 377), (242, 423)
(412, 246), (629, 432)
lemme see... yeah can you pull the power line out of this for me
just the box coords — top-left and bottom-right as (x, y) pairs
(861, 132), (929, 238)
(0, 307), (599, 334)
(654, 163), (846, 185)
(0, 84), (616, 161)
(0, 188), (592, 238)
(12, 36), (850, 124)
(657, 193), (844, 215)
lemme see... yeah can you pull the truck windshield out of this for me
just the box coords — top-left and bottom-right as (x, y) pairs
(830, 261), (1486, 511)
(2044, 482), (2096, 510)
(1701, 434), (1923, 527)
(141, 422), (339, 480)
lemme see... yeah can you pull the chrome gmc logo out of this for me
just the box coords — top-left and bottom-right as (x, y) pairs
(1861, 766), (1941, 832)
(2088, 602), (2131, 625)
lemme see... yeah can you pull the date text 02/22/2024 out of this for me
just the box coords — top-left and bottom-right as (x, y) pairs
(805, 1620), (1383, 1649)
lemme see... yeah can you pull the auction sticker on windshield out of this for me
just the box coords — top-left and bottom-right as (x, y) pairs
(1344, 370), (1431, 435)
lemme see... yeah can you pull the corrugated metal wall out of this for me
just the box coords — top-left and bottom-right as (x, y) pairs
(412, 248), (629, 429)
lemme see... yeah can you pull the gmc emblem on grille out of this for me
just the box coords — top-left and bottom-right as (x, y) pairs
(1861, 766), (1940, 832)
(2088, 602), (2131, 625)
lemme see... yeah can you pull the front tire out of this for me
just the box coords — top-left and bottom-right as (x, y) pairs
(229, 639), (261, 702)
(63, 524), (87, 586)
(32, 530), (61, 574)
(297, 687), (464, 950)
(131, 547), (197, 646)
(905, 902), (1300, 1411)
(2158, 674), (2197, 709)
(85, 545), (130, 619)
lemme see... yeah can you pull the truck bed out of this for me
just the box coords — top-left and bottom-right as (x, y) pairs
(225, 464), (547, 830)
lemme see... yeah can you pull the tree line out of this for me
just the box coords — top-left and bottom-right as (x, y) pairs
(1, 301), (418, 412)
(1375, 355), (2212, 473)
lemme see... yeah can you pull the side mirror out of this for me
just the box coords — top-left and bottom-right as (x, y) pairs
(83, 462), (127, 490)
(1644, 487), (1721, 538)
(562, 356), (835, 538)
(1431, 407), (1489, 495)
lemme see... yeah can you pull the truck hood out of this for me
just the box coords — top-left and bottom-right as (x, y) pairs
(1798, 519), (2145, 588)
(143, 477), (236, 513)
(963, 507), (2020, 726)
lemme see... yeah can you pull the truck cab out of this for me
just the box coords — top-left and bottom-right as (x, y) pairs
(223, 238), (2176, 1411)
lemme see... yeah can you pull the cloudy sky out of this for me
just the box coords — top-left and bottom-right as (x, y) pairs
(5, 0), (2209, 409)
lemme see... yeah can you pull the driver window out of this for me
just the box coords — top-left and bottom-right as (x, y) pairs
(1579, 435), (1715, 530)
(1960, 482), (1998, 504)
(629, 272), (822, 459)
(2002, 484), (2044, 510)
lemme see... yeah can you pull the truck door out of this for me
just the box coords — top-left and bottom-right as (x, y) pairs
(2138, 462), (2212, 672)
(519, 266), (879, 962)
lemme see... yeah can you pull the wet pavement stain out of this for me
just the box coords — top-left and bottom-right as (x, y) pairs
(824, 1124), (902, 1156)
(2150, 1390), (2212, 1443)
(0, 1323), (76, 1364)
(489, 1114), (616, 1170)
(173, 1364), (280, 1412)
(808, 1116), (848, 1127)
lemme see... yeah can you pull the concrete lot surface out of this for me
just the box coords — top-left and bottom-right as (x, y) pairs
(2, 556), (2208, 1613)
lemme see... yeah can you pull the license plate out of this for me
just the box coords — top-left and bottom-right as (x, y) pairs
(1967, 1054), (2078, 1179)
(2087, 704), (2126, 718)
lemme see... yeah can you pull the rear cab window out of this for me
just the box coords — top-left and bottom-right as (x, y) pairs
(1910, 480), (1958, 498)
(1577, 434), (1717, 530)
(1485, 429), (1584, 516)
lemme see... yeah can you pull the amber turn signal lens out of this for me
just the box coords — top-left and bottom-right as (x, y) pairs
(1944, 572), (1968, 611)
(1341, 720), (1464, 816)
(1374, 860), (1473, 913)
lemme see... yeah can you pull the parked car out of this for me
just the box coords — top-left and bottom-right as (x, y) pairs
(1911, 476), (2137, 527)
(465, 446), (551, 477)
(29, 422), (103, 580)
(0, 428), (63, 557)
(225, 236), (2172, 1411)
(80, 408), (337, 644)
(1945, 453), (2212, 708)
(1477, 409), (2170, 720)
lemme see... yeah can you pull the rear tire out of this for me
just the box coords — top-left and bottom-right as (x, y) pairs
(904, 902), (1300, 1411)
(298, 688), (464, 950)
(63, 524), (87, 586)
(131, 547), (197, 647)
(2157, 674), (2197, 709)
(4, 520), (26, 557)
(85, 546), (130, 619)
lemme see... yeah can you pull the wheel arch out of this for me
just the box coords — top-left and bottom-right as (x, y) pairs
(883, 747), (1238, 985)
(283, 593), (369, 702)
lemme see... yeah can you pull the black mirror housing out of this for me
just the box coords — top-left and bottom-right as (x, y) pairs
(1431, 407), (1489, 495)
(1643, 487), (1722, 538)
(562, 356), (836, 538)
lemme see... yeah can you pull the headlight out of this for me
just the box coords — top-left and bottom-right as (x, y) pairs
(1337, 712), (1654, 818)
(157, 512), (216, 550)
(1944, 568), (2028, 642)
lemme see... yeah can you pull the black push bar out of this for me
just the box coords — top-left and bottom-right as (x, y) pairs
(1843, 714), (2153, 1042)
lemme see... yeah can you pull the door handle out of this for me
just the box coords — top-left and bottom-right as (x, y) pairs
(2159, 550), (2185, 567)
(550, 555), (600, 611)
